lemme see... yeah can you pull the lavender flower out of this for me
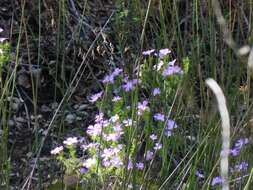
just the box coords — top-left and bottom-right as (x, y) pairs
(50, 146), (63, 155)
(0, 38), (7, 43)
(80, 167), (88, 174)
(164, 130), (172, 137)
(95, 112), (104, 122)
(136, 162), (144, 170)
(211, 176), (223, 186)
(101, 148), (115, 159)
(234, 138), (249, 149)
(102, 74), (114, 84)
(112, 68), (123, 77)
(122, 79), (138, 92)
(153, 113), (165, 121)
(156, 48), (171, 59)
(127, 159), (133, 170)
(112, 96), (122, 102)
(104, 132), (122, 142)
(150, 134), (158, 141)
(87, 123), (102, 137)
(82, 142), (100, 150)
(102, 158), (111, 167)
(83, 158), (96, 168)
(166, 119), (178, 130)
(110, 156), (123, 168)
(154, 60), (165, 71)
(230, 138), (249, 156)
(152, 88), (161, 96)
(142, 49), (155, 56)
(230, 148), (240, 156)
(137, 100), (150, 115)
(63, 137), (78, 146)
(235, 161), (248, 172)
(162, 63), (183, 77)
(154, 143), (162, 150)
(110, 114), (120, 123)
(88, 91), (103, 103)
(195, 170), (204, 179)
(168, 59), (177, 66)
(123, 119), (133, 127)
(145, 150), (154, 161)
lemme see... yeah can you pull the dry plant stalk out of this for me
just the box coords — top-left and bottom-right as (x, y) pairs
(205, 78), (230, 190)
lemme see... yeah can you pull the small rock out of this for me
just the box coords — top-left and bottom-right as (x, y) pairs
(65, 114), (76, 124)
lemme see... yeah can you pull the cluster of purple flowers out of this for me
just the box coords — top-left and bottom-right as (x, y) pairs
(101, 145), (123, 168)
(142, 48), (183, 77)
(142, 48), (171, 59)
(209, 138), (249, 187)
(51, 47), (185, 182)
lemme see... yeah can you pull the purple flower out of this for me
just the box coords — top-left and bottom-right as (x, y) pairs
(230, 138), (249, 156)
(95, 112), (104, 122)
(145, 150), (154, 161)
(112, 96), (122, 102)
(234, 138), (249, 149)
(80, 167), (88, 174)
(211, 176), (223, 186)
(195, 170), (204, 179)
(63, 137), (78, 146)
(235, 161), (248, 172)
(87, 123), (102, 137)
(112, 68), (123, 77)
(101, 148), (114, 159)
(166, 119), (178, 130)
(136, 162), (144, 170)
(154, 143), (162, 150)
(83, 158), (96, 168)
(153, 113), (165, 121)
(168, 59), (177, 66)
(164, 130), (172, 137)
(230, 148), (240, 156)
(82, 142), (100, 150)
(156, 48), (171, 59)
(88, 91), (103, 103)
(0, 38), (7, 43)
(50, 146), (63, 155)
(111, 156), (123, 168)
(162, 64), (183, 77)
(152, 88), (161, 96)
(123, 119), (133, 126)
(150, 134), (157, 141)
(127, 160), (133, 170)
(154, 60), (165, 71)
(110, 114), (120, 123)
(0, 28), (3, 33)
(104, 132), (122, 142)
(102, 158), (111, 167)
(137, 100), (150, 115)
(102, 74), (114, 84)
(142, 49), (155, 56)
(122, 79), (138, 92)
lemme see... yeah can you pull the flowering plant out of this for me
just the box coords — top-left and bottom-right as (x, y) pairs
(51, 48), (189, 188)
